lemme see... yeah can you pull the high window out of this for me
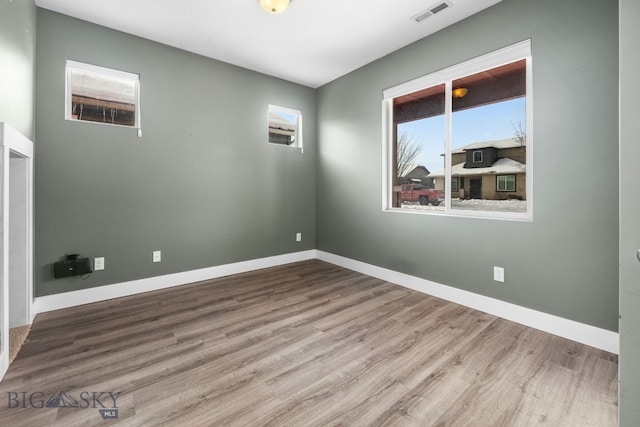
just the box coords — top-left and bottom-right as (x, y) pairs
(383, 41), (532, 220)
(66, 60), (140, 129)
(268, 104), (303, 150)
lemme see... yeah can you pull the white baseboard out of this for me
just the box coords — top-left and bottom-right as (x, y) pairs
(316, 251), (619, 354)
(31, 248), (619, 354)
(32, 250), (317, 317)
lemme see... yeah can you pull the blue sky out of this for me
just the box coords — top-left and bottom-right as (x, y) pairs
(275, 111), (297, 124)
(398, 97), (526, 173)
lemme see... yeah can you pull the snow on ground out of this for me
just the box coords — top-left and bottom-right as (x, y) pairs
(401, 198), (527, 213)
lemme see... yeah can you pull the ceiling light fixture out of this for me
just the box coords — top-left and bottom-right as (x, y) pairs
(452, 87), (468, 98)
(259, 0), (292, 14)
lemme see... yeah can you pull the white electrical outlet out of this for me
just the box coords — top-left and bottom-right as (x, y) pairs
(94, 257), (105, 271)
(296, 233), (302, 242)
(153, 250), (161, 263)
(494, 266), (505, 282)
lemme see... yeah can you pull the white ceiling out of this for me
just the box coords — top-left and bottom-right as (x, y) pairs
(35, 0), (502, 88)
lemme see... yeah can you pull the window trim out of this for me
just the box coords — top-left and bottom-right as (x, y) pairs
(472, 150), (483, 163)
(451, 177), (459, 193)
(65, 60), (141, 131)
(267, 104), (303, 152)
(382, 40), (533, 221)
(497, 175), (517, 192)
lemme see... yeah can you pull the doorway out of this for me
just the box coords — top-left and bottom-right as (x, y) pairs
(469, 178), (482, 199)
(0, 123), (34, 381)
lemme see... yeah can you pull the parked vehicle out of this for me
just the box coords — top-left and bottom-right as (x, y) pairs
(400, 183), (443, 206)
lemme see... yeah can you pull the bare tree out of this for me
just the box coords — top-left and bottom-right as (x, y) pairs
(511, 121), (526, 147)
(396, 133), (422, 178)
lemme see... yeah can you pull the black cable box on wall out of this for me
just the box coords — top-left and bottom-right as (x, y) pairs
(53, 254), (92, 278)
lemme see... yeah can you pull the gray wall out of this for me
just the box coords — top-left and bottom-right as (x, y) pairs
(618, 0), (640, 424)
(35, 9), (316, 296)
(0, 0), (36, 139)
(316, 0), (619, 331)
(11, 0), (635, 420)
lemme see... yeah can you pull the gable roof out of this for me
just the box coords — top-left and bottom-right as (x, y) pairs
(452, 138), (523, 154)
(429, 157), (525, 178)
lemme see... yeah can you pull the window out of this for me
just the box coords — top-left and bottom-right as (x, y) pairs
(268, 104), (303, 150)
(66, 61), (140, 128)
(451, 177), (459, 192)
(383, 40), (532, 220)
(497, 175), (516, 192)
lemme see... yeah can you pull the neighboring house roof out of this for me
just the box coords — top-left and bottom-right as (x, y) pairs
(268, 112), (296, 135)
(429, 158), (525, 178)
(452, 138), (523, 154)
(399, 163), (424, 178)
(401, 164), (430, 178)
(71, 70), (137, 105)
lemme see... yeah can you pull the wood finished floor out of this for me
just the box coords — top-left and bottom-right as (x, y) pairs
(0, 260), (618, 426)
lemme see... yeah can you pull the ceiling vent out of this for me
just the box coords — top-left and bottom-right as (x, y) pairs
(411, 1), (451, 23)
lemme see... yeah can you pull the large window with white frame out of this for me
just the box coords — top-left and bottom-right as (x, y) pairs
(66, 60), (140, 129)
(383, 40), (532, 220)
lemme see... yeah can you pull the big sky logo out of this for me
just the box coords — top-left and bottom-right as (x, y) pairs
(7, 391), (120, 420)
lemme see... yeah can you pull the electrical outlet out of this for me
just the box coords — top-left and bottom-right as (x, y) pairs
(153, 250), (161, 263)
(94, 257), (105, 271)
(494, 266), (505, 282)
(296, 233), (302, 242)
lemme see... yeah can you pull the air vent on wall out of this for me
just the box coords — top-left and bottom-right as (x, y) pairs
(411, 1), (451, 23)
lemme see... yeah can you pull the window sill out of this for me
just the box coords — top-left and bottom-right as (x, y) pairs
(383, 206), (533, 222)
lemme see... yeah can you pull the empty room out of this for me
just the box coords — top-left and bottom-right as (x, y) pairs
(0, 0), (638, 425)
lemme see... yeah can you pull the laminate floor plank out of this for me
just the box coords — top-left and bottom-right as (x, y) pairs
(0, 260), (617, 426)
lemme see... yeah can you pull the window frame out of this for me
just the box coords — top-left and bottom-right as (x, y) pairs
(451, 177), (459, 193)
(472, 150), (483, 163)
(267, 104), (303, 152)
(497, 175), (517, 192)
(65, 60), (141, 131)
(382, 40), (533, 221)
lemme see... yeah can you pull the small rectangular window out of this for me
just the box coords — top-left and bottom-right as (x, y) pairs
(451, 177), (459, 192)
(66, 60), (140, 128)
(268, 105), (302, 150)
(472, 151), (483, 163)
(497, 175), (516, 192)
